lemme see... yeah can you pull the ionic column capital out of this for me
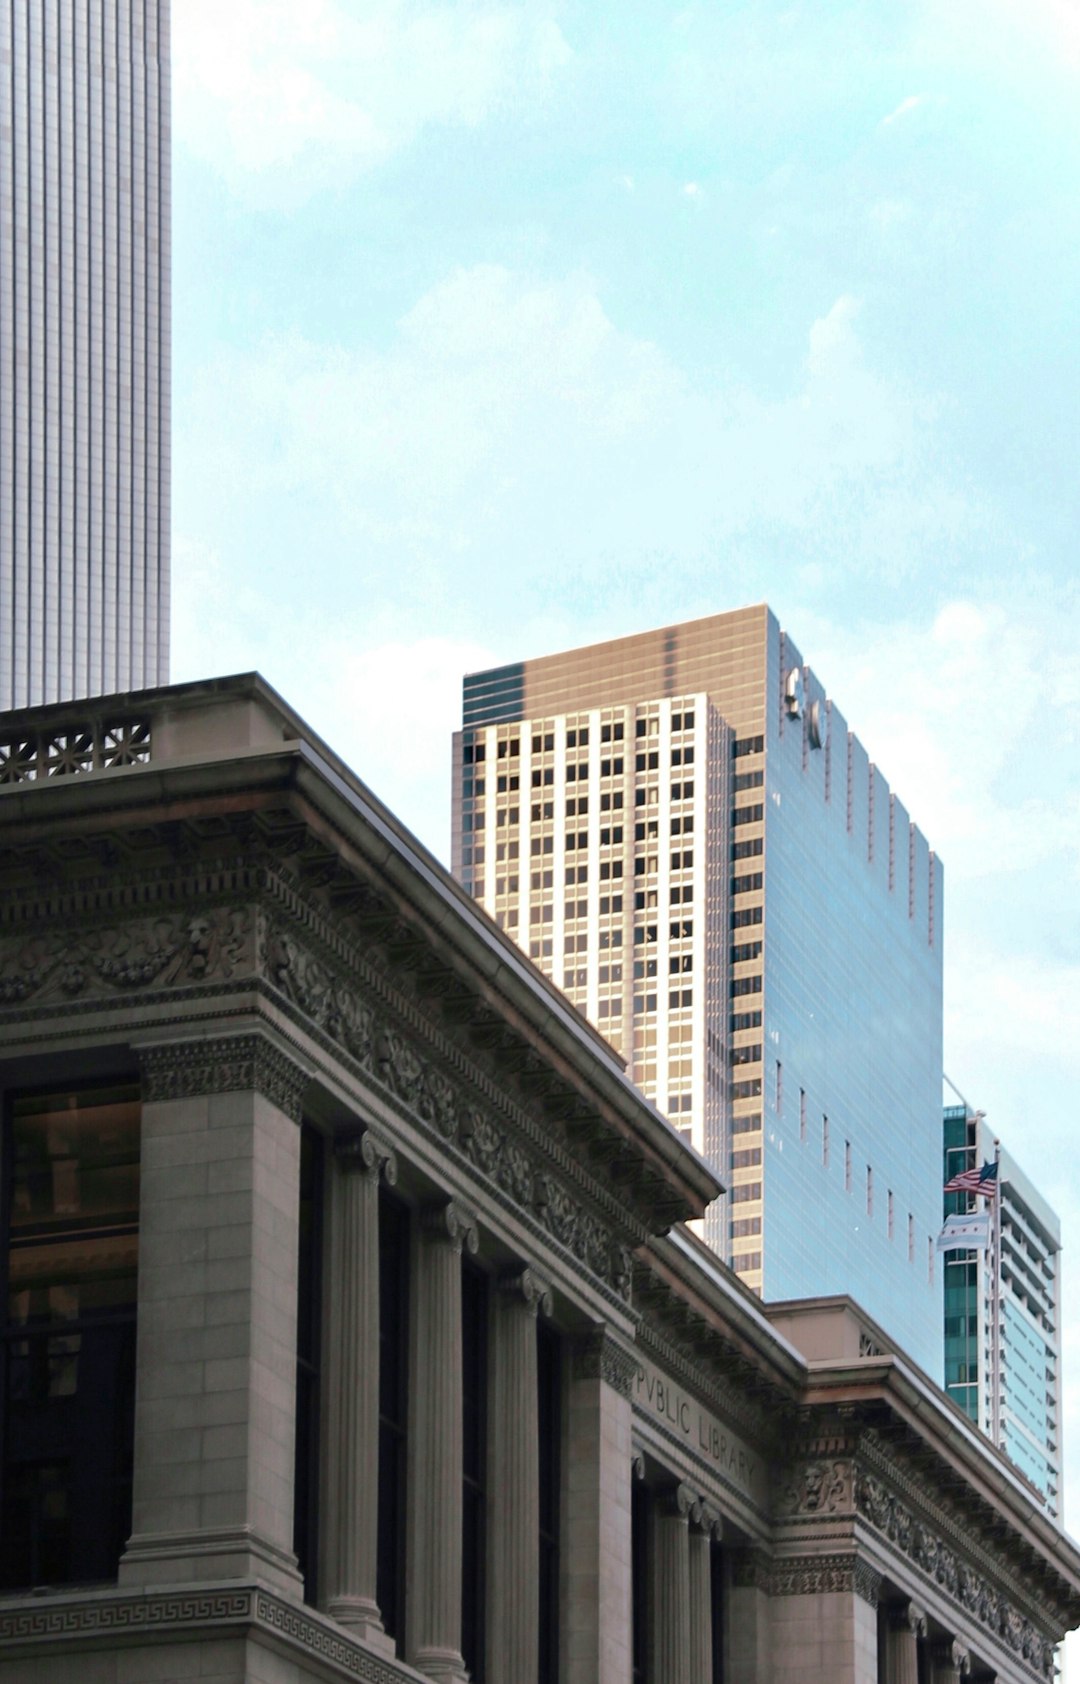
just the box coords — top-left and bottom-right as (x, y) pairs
(498, 1267), (552, 1318)
(889, 1601), (927, 1640)
(656, 1481), (698, 1524)
(932, 1637), (971, 1679)
(335, 1125), (398, 1184)
(420, 1199), (479, 1255)
(693, 1499), (723, 1540)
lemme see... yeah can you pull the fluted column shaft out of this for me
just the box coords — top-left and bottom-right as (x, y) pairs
(689, 1505), (719, 1683)
(487, 1269), (552, 1684)
(653, 1484), (694, 1684)
(406, 1202), (478, 1684)
(322, 1131), (394, 1643)
(887, 1604), (926, 1684)
(688, 1529), (711, 1681)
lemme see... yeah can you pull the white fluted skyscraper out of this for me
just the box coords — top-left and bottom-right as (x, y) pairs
(1, 0), (170, 709)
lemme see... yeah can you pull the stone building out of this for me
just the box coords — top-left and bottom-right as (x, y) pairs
(0, 675), (1076, 1684)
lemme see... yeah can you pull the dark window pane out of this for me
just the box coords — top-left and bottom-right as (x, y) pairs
(2, 1084), (140, 1592)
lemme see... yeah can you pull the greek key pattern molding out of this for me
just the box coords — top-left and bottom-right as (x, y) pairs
(0, 1585), (418, 1683)
(139, 1033), (308, 1122)
(856, 1468), (1056, 1680)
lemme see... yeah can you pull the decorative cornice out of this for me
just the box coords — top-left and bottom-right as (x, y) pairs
(335, 1125), (398, 1185)
(0, 1584), (416, 1683)
(420, 1199), (480, 1256)
(572, 1327), (638, 1398)
(0, 852), (645, 1303)
(138, 1033), (308, 1121)
(856, 1467), (1056, 1680)
(859, 1430), (1073, 1632)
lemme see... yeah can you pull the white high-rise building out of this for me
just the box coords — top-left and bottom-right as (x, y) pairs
(0, 0), (170, 709)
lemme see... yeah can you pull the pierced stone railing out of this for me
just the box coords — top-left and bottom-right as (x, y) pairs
(0, 715), (151, 782)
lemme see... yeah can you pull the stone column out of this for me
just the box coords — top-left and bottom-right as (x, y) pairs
(121, 1033), (307, 1594)
(689, 1502), (721, 1684)
(728, 1548), (772, 1684)
(652, 1482), (695, 1684)
(406, 1200), (479, 1684)
(486, 1268), (552, 1684)
(932, 1639), (971, 1684)
(564, 1327), (638, 1684)
(887, 1603), (926, 1684)
(321, 1127), (396, 1647)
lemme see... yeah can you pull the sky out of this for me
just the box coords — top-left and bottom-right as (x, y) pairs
(169, 0), (1080, 1585)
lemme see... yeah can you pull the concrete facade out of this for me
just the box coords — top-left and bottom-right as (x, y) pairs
(0, 675), (1076, 1684)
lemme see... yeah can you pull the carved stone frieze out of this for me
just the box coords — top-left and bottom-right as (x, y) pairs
(0, 903), (254, 1004)
(768, 1553), (879, 1605)
(856, 1468), (1056, 1680)
(0, 859), (644, 1301)
(572, 1328), (639, 1399)
(777, 1458), (852, 1518)
(139, 1034), (308, 1122)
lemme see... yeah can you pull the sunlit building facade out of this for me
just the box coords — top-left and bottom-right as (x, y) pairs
(943, 1103), (1062, 1515)
(0, 0), (170, 709)
(452, 605), (945, 1377)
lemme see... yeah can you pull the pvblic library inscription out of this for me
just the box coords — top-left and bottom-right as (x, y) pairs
(634, 1357), (765, 1503)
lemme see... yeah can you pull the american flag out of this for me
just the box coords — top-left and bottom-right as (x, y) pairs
(943, 1159), (999, 1199)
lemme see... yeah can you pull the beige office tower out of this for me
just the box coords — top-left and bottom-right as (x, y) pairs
(452, 605), (945, 1377)
(0, 0), (170, 709)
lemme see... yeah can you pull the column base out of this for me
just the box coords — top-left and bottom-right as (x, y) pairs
(411, 1644), (470, 1683)
(119, 1526), (304, 1598)
(325, 1595), (397, 1657)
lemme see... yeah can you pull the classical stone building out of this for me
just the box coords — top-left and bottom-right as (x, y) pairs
(0, 675), (1076, 1684)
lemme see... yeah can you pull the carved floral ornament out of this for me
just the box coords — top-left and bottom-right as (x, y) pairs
(856, 1469), (1056, 1680)
(0, 884), (637, 1300)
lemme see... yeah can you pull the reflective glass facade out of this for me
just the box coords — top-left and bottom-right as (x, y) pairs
(0, 0), (171, 708)
(452, 607), (944, 1377)
(942, 1105), (1061, 1514)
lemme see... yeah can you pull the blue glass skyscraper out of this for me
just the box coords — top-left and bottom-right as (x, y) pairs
(452, 605), (944, 1376)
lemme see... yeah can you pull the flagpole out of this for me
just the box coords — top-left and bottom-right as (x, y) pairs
(989, 1136), (1003, 1449)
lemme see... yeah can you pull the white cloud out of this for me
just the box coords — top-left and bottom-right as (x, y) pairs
(174, 0), (572, 195)
(681, 181), (705, 200)
(880, 92), (927, 127)
(182, 266), (965, 614)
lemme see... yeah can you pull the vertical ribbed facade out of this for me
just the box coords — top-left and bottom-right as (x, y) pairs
(0, 0), (170, 710)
